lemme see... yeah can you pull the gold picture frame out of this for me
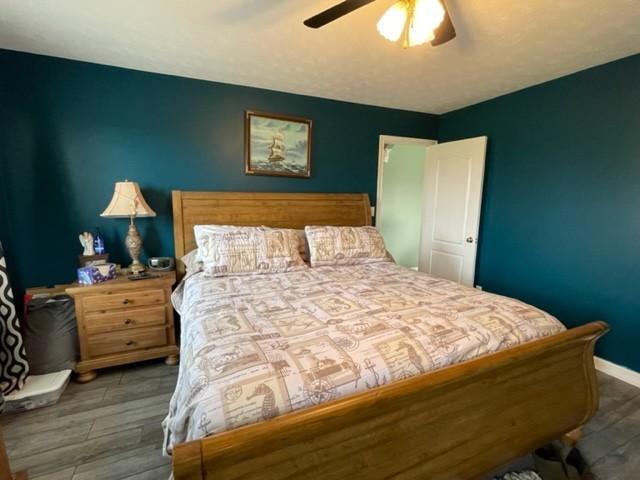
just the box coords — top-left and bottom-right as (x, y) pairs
(244, 110), (312, 178)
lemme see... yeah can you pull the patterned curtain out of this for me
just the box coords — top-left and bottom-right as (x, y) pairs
(0, 240), (29, 406)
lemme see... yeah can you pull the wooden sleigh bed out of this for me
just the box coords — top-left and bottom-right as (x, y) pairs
(170, 190), (608, 480)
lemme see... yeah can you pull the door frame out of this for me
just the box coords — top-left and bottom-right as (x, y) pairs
(376, 135), (437, 228)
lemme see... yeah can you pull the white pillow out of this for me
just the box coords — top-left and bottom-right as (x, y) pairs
(180, 249), (203, 279)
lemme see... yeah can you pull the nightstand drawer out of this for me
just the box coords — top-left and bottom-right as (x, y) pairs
(83, 289), (165, 312)
(85, 305), (166, 334)
(88, 326), (168, 357)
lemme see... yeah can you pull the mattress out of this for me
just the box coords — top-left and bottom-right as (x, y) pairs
(163, 262), (564, 452)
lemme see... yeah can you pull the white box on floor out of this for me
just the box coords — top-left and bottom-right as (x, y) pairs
(3, 369), (71, 413)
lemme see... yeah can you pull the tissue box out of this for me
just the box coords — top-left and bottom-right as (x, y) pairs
(77, 263), (117, 285)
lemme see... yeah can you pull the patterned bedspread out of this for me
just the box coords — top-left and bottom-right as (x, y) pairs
(163, 262), (564, 452)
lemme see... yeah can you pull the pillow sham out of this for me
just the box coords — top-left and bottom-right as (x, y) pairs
(180, 249), (203, 279)
(304, 226), (390, 266)
(196, 225), (309, 263)
(194, 225), (306, 276)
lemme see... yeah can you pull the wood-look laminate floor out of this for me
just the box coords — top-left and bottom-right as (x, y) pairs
(1, 361), (638, 480)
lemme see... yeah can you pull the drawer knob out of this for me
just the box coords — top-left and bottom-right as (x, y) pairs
(126, 340), (135, 346)
(124, 319), (134, 325)
(122, 299), (130, 305)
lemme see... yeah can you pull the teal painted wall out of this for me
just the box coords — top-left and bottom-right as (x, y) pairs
(0, 49), (438, 297)
(439, 54), (640, 371)
(378, 144), (427, 268)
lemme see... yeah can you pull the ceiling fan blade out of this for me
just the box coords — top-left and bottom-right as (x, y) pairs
(304, 0), (378, 29)
(431, 0), (456, 46)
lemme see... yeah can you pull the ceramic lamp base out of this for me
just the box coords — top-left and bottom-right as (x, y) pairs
(125, 218), (146, 274)
(129, 260), (146, 275)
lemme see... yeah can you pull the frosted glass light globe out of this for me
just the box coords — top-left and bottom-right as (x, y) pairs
(408, 0), (445, 47)
(377, 1), (408, 42)
(376, 0), (446, 48)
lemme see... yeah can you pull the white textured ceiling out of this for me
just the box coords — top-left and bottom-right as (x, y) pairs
(0, 0), (639, 113)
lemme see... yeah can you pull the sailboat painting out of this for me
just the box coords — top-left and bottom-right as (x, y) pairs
(245, 111), (312, 178)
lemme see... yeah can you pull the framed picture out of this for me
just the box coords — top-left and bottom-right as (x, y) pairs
(245, 110), (312, 178)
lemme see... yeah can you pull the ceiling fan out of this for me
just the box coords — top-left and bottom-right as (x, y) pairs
(304, 0), (456, 48)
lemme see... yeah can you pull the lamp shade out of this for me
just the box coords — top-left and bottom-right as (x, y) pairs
(100, 181), (156, 218)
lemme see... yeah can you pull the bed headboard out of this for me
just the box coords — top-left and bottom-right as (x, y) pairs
(172, 191), (372, 278)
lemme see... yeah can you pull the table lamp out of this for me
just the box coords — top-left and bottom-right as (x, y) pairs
(100, 180), (156, 275)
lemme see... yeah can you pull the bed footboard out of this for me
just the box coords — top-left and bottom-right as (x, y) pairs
(173, 321), (608, 480)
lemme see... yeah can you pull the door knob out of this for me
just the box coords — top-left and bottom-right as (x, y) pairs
(466, 237), (474, 243)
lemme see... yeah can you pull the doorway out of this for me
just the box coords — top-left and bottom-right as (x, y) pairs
(376, 135), (436, 270)
(376, 135), (487, 286)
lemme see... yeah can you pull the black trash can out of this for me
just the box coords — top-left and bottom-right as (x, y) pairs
(23, 295), (78, 374)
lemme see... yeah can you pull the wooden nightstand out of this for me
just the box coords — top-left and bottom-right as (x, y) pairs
(66, 272), (179, 383)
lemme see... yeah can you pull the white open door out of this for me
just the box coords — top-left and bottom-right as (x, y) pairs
(419, 136), (487, 286)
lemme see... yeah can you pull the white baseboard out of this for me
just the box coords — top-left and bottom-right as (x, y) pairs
(594, 356), (640, 389)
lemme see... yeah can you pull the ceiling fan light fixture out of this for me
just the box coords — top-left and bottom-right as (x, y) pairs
(376, 1), (408, 42)
(304, 0), (455, 47)
(377, 0), (446, 48)
(407, 0), (445, 46)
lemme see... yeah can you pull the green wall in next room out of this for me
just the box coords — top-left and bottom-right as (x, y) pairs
(439, 53), (640, 371)
(0, 49), (438, 297)
(378, 143), (427, 269)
